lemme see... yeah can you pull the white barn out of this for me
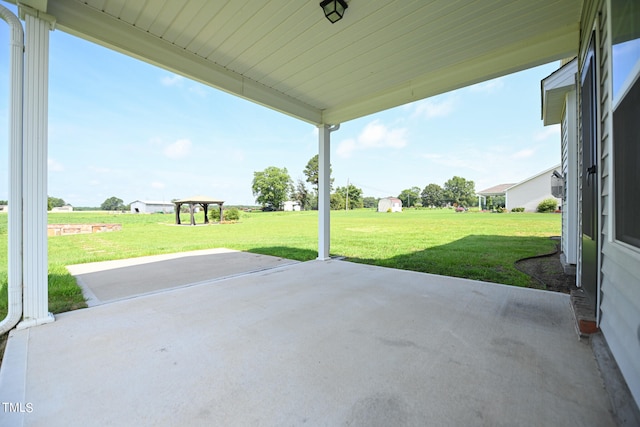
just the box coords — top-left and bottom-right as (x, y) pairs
(130, 200), (174, 214)
(505, 164), (562, 212)
(378, 197), (402, 213)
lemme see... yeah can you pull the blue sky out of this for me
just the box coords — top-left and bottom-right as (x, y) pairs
(1, 7), (561, 207)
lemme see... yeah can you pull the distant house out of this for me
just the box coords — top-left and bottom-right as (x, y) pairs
(130, 200), (174, 214)
(477, 183), (516, 209)
(283, 201), (301, 211)
(0, 205), (7, 213)
(378, 197), (402, 213)
(505, 165), (562, 212)
(51, 205), (73, 212)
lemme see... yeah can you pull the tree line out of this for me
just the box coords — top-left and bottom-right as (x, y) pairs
(397, 176), (476, 208)
(252, 156), (476, 211)
(252, 155), (367, 211)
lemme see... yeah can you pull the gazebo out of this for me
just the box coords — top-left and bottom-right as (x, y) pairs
(173, 196), (224, 226)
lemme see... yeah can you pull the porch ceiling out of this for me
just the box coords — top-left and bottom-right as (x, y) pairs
(38, 0), (580, 125)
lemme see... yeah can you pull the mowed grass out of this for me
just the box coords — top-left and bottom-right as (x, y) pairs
(0, 209), (560, 318)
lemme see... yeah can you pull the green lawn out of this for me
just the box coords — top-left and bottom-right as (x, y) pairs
(0, 209), (560, 318)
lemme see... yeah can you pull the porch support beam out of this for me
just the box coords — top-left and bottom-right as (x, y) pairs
(18, 9), (55, 329)
(317, 124), (339, 261)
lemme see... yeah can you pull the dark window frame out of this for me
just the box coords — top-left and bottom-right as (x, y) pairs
(612, 0), (640, 249)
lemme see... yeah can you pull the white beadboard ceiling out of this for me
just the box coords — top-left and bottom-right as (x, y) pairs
(33, 0), (581, 125)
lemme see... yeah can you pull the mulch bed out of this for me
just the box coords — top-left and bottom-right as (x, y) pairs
(515, 240), (577, 293)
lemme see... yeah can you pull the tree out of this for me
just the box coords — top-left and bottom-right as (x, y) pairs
(101, 196), (125, 211)
(363, 196), (377, 209)
(330, 192), (345, 210)
(303, 154), (334, 193)
(335, 184), (364, 210)
(398, 187), (421, 208)
(443, 176), (476, 207)
(48, 196), (66, 210)
(291, 179), (311, 210)
(0, 200), (8, 206)
(252, 166), (293, 210)
(421, 184), (445, 207)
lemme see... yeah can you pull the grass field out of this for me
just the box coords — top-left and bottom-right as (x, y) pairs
(0, 208), (560, 319)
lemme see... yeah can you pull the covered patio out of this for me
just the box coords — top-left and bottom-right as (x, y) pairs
(0, 250), (615, 425)
(2, 0), (634, 424)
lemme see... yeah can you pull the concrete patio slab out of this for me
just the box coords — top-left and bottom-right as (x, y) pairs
(1, 258), (614, 426)
(67, 248), (298, 305)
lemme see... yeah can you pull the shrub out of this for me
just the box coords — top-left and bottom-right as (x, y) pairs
(536, 198), (558, 213)
(209, 207), (221, 222)
(209, 207), (240, 222)
(511, 207), (525, 212)
(223, 208), (240, 221)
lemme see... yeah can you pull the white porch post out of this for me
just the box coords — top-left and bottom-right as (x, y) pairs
(18, 7), (55, 328)
(317, 124), (339, 261)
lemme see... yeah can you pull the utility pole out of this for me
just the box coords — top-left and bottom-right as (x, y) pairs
(346, 178), (349, 211)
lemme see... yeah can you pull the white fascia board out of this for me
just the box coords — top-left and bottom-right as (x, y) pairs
(541, 58), (577, 125)
(47, 0), (323, 126)
(324, 25), (578, 124)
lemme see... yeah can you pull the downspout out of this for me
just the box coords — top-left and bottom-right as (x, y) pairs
(0, 4), (24, 334)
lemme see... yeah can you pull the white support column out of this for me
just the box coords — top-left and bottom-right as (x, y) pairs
(18, 9), (55, 329)
(317, 124), (339, 261)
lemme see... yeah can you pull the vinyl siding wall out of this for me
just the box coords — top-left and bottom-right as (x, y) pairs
(582, 0), (640, 407)
(505, 169), (561, 212)
(561, 91), (579, 265)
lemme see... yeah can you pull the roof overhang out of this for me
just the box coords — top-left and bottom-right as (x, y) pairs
(541, 58), (578, 126)
(507, 164), (562, 190)
(175, 196), (225, 205)
(11, 0), (582, 126)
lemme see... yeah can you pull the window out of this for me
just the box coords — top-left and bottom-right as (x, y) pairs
(612, 0), (640, 248)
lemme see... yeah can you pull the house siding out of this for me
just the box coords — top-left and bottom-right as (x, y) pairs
(583, 0), (640, 407)
(505, 167), (561, 212)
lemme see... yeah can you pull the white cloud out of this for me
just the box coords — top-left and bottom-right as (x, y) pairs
(48, 158), (64, 172)
(151, 181), (165, 190)
(511, 148), (536, 159)
(89, 166), (113, 174)
(533, 125), (560, 141)
(163, 138), (192, 159)
(337, 120), (408, 158)
(188, 85), (208, 97)
(468, 78), (505, 94)
(226, 148), (245, 162)
(410, 97), (456, 119)
(161, 74), (184, 87)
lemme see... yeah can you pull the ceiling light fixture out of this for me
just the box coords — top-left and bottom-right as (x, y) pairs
(320, 0), (348, 24)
